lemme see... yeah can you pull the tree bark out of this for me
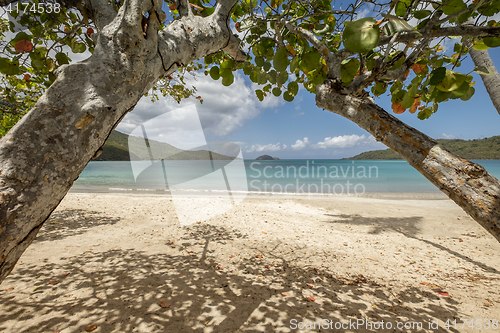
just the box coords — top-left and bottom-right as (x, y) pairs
(316, 81), (500, 242)
(469, 48), (500, 115)
(0, 0), (241, 283)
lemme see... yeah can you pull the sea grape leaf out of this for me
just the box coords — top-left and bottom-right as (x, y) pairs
(343, 17), (380, 54)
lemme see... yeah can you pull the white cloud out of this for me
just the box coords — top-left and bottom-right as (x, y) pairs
(117, 72), (262, 138)
(441, 133), (457, 139)
(312, 134), (379, 149)
(291, 137), (310, 150)
(290, 134), (384, 151)
(355, 6), (372, 19)
(246, 143), (283, 153)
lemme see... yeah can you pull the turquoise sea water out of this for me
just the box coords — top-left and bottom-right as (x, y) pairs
(72, 160), (500, 195)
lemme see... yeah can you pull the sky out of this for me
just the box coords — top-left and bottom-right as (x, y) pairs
(115, 44), (500, 160)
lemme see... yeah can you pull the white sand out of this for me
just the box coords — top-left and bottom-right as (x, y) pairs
(0, 193), (499, 332)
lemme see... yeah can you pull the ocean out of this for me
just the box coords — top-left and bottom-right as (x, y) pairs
(72, 160), (500, 196)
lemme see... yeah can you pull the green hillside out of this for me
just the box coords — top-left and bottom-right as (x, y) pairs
(95, 130), (234, 161)
(347, 136), (500, 160)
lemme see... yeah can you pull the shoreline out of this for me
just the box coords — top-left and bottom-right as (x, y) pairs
(69, 185), (446, 200)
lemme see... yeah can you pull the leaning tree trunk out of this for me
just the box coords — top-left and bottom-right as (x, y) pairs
(0, 0), (242, 283)
(316, 81), (500, 241)
(469, 48), (500, 115)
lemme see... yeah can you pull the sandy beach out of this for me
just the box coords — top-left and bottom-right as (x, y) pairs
(0, 193), (499, 332)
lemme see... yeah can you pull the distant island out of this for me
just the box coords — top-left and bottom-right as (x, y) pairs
(256, 155), (280, 160)
(346, 136), (500, 160)
(96, 130), (235, 161)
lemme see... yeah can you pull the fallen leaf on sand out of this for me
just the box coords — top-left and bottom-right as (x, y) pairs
(4, 287), (14, 291)
(256, 255), (263, 258)
(158, 301), (171, 308)
(217, 266), (223, 270)
(85, 325), (97, 332)
(62, 272), (70, 276)
(435, 290), (450, 297)
(230, 255), (235, 258)
(262, 232), (267, 234)
(459, 239), (463, 242)
(187, 251), (193, 253)
(307, 297), (316, 302)
(484, 301), (493, 307)
(48, 280), (59, 285)
(264, 265), (270, 269)
(307, 284), (314, 288)
(420, 282), (430, 285)
(282, 292), (291, 296)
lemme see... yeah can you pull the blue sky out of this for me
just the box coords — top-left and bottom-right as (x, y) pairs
(118, 45), (500, 160)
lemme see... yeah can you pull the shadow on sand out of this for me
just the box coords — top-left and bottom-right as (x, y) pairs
(0, 211), (465, 333)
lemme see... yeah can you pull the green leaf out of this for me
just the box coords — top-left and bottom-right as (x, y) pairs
(371, 82), (387, 96)
(287, 81), (299, 95)
(255, 56), (264, 67)
(382, 19), (413, 36)
(389, 51), (405, 70)
(204, 55), (213, 64)
(477, 0), (500, 16)
(299, 51), (321, 72)
(313, 23), (330, 35)
(273, 47), (289, 72)
(0, 58), (20, 75)
(210, 66), (220, 80)
(474, 65), (494, 76)
(395, 0), (410, 16)
(11, 32), (32, 45)
(257, 71), (267, 85)
(55, 52), (70, 65)
(256, 89), (264, 101)
(221, 71), (234, 86)
(429, 67), (447, 86)
(263, 61), (271, 71)
(434, 70), (470, 92)
(343, 17), (380, 54)
(473, 40), (490, 51)
(401, 91), (415, 108)
(450, 81), (471, 98)
(201, 6), (215, 17)
(483, 36), (500, 48)
(71, 41), (86, 53)
(441, 0), (466, 15)
(340, 58), (360, 85)
(243, 64), (252, 75)
(221, 58), (235, 69)
(283, 91), (294, 102)
(413, 10), (431, 19)
(46, 58), (56, 72)
(272, 87), (281, 97)
(238, 18), (254, 31)
(276, 71), (288, 85)
(417, 104), (437, 120)
(460, 86), (474, 101)
(290, 57), (299, 73)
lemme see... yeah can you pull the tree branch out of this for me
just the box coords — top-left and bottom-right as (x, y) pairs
(282, 22), (337, 78)
(316, 82), (500, 242)
(379, 25), (500, 46)
(87, 0), (117, 30)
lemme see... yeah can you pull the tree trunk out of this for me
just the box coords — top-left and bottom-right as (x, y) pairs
(0, 0), (240, 283)
(469, 48), (500, 115)
(316, 81), (500, 241)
